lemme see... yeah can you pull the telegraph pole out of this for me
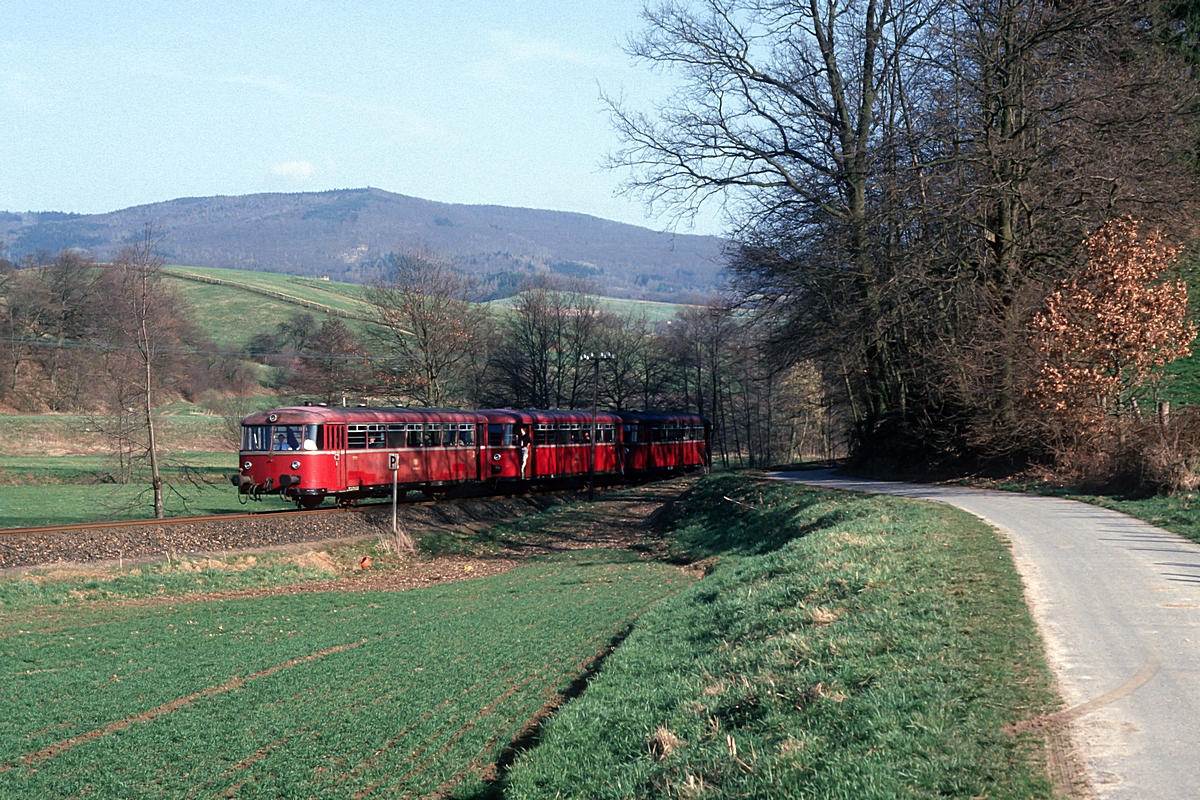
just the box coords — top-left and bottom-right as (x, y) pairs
(580, 352), (613, 500)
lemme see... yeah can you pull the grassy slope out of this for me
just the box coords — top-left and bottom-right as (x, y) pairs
(498, 474), (1059, 800)
(0, 551), (693, 799)
(487, 293), (697, 324)
(162, 266), (375, 349)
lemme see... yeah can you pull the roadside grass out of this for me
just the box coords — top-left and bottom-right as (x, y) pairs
(0, 550), (693, 800)
(497, 474), (1060, 800)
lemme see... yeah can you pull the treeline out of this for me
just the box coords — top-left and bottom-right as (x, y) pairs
(0, 245), (842, 469)
(604, 0), (1200, 489)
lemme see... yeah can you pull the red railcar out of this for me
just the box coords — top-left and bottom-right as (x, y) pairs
(233, 405), (709, 508)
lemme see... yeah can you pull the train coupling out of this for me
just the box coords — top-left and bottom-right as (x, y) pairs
(231, 474), (300, 496)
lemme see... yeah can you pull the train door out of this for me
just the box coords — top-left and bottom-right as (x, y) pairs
(483, 421), (517, 479)
(326, 424), (347, 490)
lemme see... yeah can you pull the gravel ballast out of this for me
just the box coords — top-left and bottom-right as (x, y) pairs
(0, 494), (576, 570)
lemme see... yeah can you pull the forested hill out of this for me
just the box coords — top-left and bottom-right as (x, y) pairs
(0, 188), (726, 302)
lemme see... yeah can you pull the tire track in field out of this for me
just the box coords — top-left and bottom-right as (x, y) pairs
(348, 621), (621, 798)
(398, 614), (653, 798)
(427, 591), (693, 798)
(1, 639), (366, 772)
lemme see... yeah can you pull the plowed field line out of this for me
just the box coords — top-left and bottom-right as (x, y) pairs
(2, 639), (366, 772)
(334, 667), (511, 789)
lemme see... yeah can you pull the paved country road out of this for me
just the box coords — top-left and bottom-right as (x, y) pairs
(769, 469), (1200, 800)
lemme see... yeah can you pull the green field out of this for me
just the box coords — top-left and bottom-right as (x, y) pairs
(0, 551), (692, 799)
(503, 475), (1061, 799)
(0, 473), (1064, 797)
(486, 293), (700, 324)
(162, 266), (376, 349)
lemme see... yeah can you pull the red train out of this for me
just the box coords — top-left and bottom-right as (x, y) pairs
(232, 405), (711, 508)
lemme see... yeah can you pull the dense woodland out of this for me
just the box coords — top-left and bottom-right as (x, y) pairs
(7, 0), (1200, 492)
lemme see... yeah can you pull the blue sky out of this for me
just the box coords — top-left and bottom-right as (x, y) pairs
(0, 0), (724, 235)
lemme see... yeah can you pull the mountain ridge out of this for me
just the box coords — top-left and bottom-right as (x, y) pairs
(0, 188), (727, 302)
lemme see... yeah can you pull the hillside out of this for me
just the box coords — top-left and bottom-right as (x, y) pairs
(0, 189), (727, 302)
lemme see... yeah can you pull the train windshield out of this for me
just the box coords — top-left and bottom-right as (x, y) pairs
(242, 424), (321, 451)
(243, 425), (271, 451)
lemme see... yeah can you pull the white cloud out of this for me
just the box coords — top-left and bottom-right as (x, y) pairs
(272, 160), (315, 181)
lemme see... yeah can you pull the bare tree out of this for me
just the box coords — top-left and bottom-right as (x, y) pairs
(615, 0), (1200, 468)
(97, 225), (176, 518)
(290, 317), (368, 405)
(488, 278), (603, 409)
(367, 246), (492, 407)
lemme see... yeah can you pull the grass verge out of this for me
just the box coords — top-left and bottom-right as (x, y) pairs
(496, 473), (1060, 800)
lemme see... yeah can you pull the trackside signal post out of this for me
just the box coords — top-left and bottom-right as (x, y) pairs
(389, 452), (400, 546)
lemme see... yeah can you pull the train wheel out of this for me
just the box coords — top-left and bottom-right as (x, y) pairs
(297, 496), (324, 510)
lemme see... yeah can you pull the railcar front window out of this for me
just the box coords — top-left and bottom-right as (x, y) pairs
(243, 425), (271, 451)
(272, 425), (306, 450)
(487, 424), (513, 447)
(302, 424), (321, 450)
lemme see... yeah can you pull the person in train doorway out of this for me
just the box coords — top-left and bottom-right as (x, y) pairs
(518, 424), (532, 479)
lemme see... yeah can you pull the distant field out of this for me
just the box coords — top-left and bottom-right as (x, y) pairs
(487, 293), (700, 323)
(0, 550), (691, 799)
(162, 266), (376, 348)
(0, 411), (239, 527)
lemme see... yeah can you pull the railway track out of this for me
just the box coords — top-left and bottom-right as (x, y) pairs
(0, 485), (593, 538)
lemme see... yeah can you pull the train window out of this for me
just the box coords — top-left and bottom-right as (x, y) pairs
(442, 423), (457, 446)
(423, 424), (441, 447)
(459, 424), (474, 446)
(534, 423), (552, 445)
(403, 423), (420, 447)
(488, 423), (513, 447)
(602, 424), (614, 443)
(556, 424), (570, 445)
(272, 425), (305, 450)
(242, 425), (271, 451)
(367, 424), (386, 448)
(347, 424), (368, 449)
(387, 424), (405, 448)
(622, 424), (638, 443)
(580, 425), (592, 443)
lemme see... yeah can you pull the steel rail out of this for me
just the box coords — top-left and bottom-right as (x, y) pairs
(0, 485), (592, 538)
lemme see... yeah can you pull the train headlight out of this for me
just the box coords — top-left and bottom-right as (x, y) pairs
(492, 453), (501, 461)
(243, 461), (252, 470)
(291, 461), (301, 470)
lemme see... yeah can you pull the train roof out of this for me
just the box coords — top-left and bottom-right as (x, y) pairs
(617, 411), (710, 425)
(241, 406), (485, 425)
(476, 408), (623, 425)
